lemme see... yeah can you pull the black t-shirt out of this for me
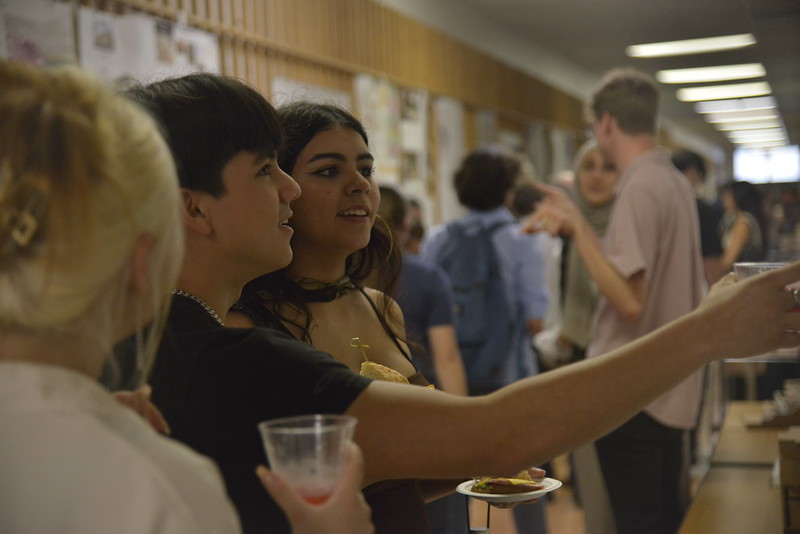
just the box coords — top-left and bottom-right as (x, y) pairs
(150, 295), (371, 534)
(232, 294), (435, 534)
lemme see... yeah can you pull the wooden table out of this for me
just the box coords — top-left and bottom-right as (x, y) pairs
(712, 401), (781, 466)
(679, 466), (780, 534)
(679, 401), (782, 534)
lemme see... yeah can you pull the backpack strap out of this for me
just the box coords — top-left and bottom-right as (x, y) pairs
(445, 218), (510, 239)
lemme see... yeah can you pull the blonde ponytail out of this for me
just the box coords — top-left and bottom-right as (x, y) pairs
(0, 61), (183, 377)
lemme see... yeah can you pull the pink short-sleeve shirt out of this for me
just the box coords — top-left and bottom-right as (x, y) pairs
(587, 148), (706, 429)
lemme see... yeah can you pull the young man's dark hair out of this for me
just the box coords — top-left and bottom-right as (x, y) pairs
(126, 74), (283, 196)
(454, 147), (520, 210)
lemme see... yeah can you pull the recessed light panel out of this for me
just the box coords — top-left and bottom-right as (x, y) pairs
(677, 82), (771, 102)
(694, 96), (777, 114)
(727, 130), (786, 144)
(657, 63), (765, 84)
(715, 120), (783, 131)
(626, 33), (756, 58)
(704, 109), (780, 123)
(736, 141), (789, 149)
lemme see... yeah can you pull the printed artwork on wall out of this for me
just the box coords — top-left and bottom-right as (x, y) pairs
(0, 2), (220, 87)
(77, 9), (220, 87)
(354, 73), (401, 184)
(0, 0), (75, 66)
(398, 87), (429, 208)
(433, 96), (467, 225)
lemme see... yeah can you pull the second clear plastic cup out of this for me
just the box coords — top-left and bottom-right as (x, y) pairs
(258, 414), (357, 505)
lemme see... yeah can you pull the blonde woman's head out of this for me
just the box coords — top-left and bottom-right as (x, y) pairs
(0, 61), (183, 375)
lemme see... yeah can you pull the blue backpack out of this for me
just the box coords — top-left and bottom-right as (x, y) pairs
(431, 219), (516, 390)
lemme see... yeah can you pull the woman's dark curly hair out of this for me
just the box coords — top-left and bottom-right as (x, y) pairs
(239, 102), (403, 343)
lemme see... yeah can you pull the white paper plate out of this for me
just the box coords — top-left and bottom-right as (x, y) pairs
(456, 477), (562, 504)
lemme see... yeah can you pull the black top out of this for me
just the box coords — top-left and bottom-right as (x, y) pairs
(234, 285), (415, 360)
(233, 290), (434, 534)
(150, 295), (372, 534)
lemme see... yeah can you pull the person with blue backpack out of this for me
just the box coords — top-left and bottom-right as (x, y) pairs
(421, 146), (549, 534)
(422, 146), (548, 396)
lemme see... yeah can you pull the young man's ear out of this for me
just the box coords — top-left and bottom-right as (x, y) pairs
(180, 189), (213, 236)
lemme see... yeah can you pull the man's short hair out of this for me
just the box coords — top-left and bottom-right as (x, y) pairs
(586, 68), (659, 136)
(126, 74), (282, 197)
(454, 147), (520, 211)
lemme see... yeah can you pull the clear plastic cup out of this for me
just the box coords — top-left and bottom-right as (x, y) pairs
(258, 414), (357, 504)
(733, 262), (788, 279)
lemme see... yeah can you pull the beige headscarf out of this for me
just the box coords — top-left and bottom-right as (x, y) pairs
(560, 140), (616, 350)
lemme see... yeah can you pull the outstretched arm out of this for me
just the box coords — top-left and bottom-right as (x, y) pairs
(348, 263), (800, 484)
(523, 183), (645, 321)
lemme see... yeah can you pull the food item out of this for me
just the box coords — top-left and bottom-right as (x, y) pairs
(471, 469), (545, 495)
(471, 476), (544, 495)
(360, 361), (410, 384)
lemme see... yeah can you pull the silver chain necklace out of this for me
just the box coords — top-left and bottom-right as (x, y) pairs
(171, 289), (225, 326)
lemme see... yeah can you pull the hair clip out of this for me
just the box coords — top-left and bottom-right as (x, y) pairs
(10, 209), (38, 248)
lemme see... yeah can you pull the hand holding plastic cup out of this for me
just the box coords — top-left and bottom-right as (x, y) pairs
(258, 414), (357, 505)
(733, 262), (788, 279)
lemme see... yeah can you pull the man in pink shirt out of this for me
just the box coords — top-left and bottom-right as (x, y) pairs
(528, 68), (705, 534)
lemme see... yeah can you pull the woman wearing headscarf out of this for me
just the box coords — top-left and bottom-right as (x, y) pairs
(561, 140), (620, 534)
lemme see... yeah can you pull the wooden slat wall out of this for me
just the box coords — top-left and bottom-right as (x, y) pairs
(97, 0), (585, 134)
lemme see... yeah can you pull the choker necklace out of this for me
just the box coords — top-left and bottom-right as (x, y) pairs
(171, 289), (225, 326)
(292, 276), (356, 303)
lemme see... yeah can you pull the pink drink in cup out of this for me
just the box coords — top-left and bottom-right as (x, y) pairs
(259, 414), (357, 504)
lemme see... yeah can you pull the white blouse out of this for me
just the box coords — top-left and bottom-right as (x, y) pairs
(0, 362), (241, 533)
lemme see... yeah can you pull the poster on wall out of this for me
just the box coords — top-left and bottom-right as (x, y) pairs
(0, 0), (75, 66)
(398, 87), (429, 206)
(354, 73), (401, 184)
(271, 76), (351, 110)
(497, 129), (523, 153)
(549, 127), (576, 179)
(77, 9), (219, 87)
(433, 96), (467, 225)
(474, 109), (497, 148)
(526, 121), (552, 182)
(76, 8), (132, 85)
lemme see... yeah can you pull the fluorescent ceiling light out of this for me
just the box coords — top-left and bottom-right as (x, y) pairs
(728, 132), (786, 144)
(704, 109), (780, 123)
(728, 130), (784, 140)
(694, 96), (777, 114)
(715, 120), (783, 131)
(736, 140), (788, 149)
(677, 82), (771, 102)
(657, 63), (765, 84)
(627, 33), (756, 58)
